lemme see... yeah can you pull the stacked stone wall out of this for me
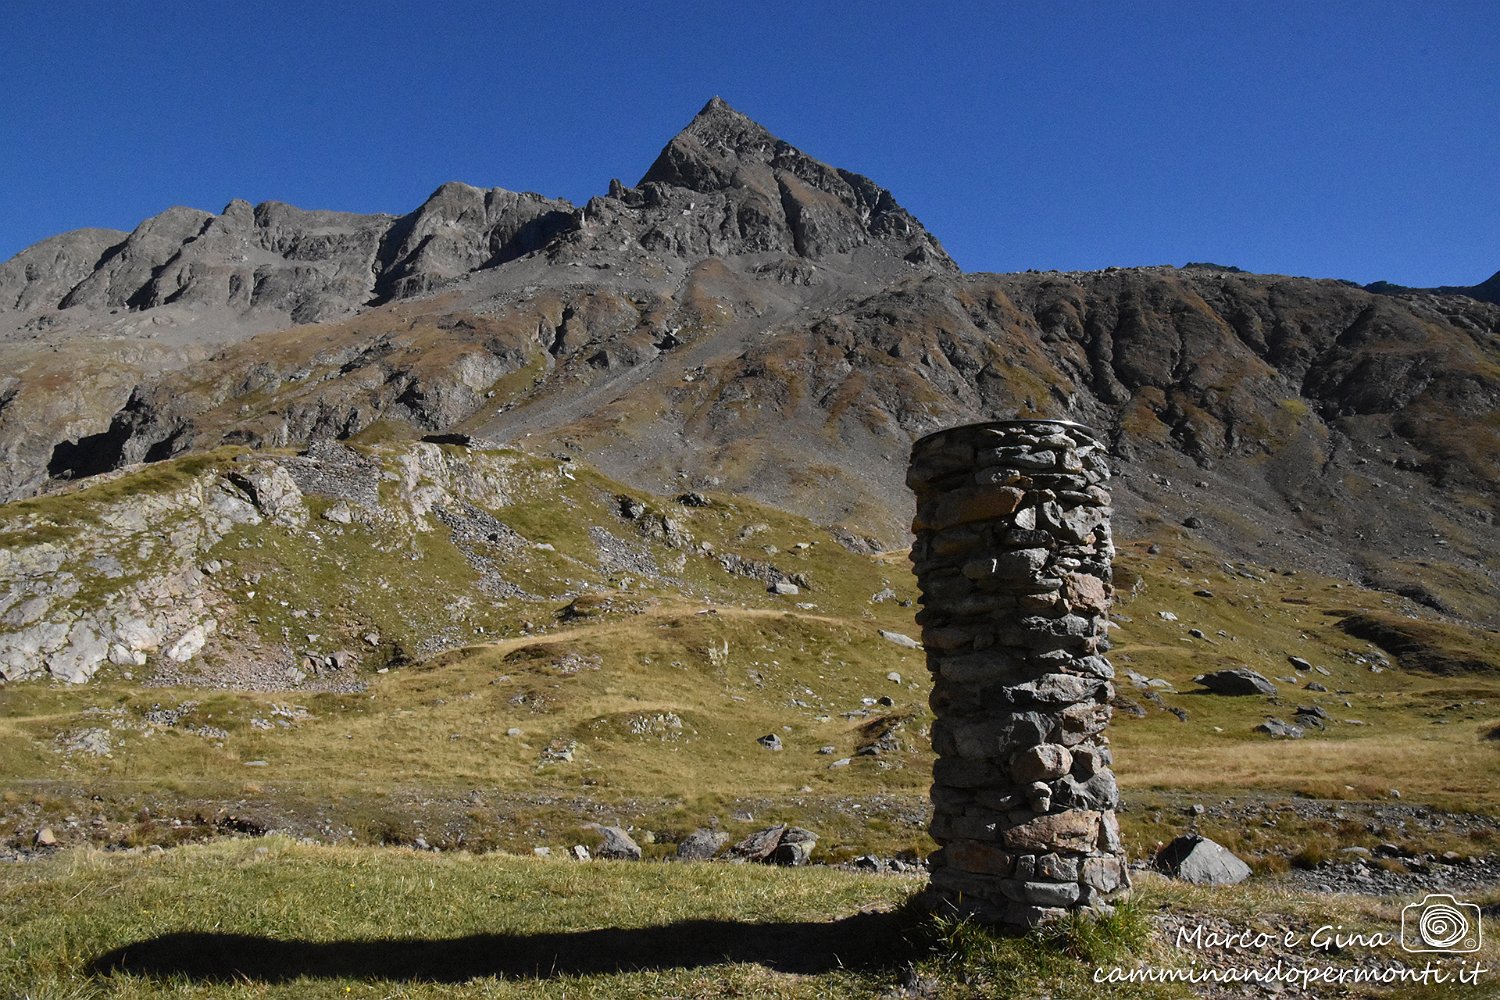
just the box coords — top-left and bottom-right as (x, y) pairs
(908, 419), (1128, 926)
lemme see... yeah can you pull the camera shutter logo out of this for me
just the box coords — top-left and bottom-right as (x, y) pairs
(1401, 893), (1482, 954)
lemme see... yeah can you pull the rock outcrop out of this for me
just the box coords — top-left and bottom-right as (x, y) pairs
(0, 466), (269, 683)
(0, 441), (527, 686)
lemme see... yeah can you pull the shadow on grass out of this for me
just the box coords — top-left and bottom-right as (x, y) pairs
(90, 911), (916, 983)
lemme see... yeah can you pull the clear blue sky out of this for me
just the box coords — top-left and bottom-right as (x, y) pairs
(3, 2), (1496, 286)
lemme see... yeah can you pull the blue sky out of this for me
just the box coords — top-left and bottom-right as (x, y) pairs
(3, 2), (1496, 285)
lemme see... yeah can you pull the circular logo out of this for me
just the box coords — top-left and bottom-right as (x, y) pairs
(1418, 902), (1471, 950)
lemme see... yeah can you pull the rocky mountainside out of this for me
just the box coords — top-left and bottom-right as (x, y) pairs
(3, 97), (1498, 633)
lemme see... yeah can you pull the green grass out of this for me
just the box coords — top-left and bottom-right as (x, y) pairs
(4, 839), (1493, 998)
(915, 899), (1171, 999)
(1103, 537), (1500, 809)
(0, 838), (919, 999)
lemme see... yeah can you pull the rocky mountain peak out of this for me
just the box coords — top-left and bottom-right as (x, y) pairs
(621, 97), (954, 268)
(220, 198), (255, 223)
(638, 96), (780, 191)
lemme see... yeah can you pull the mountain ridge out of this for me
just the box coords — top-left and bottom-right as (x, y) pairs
(1365, 268), (1500, 306)
(1, 98), (1497, 629)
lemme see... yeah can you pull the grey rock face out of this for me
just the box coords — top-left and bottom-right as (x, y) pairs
(1195, 668), (1277, 696)
(4, 99), (949, 336)
(0, 443), (519, 688)
(374, 183), (575, 301)
(0, 465), (254, 683)
(0, 229), (127, 311)
(60, 206), (216, 310)
(1, 190), (559, 328)
(1155, 835), (1252, 885)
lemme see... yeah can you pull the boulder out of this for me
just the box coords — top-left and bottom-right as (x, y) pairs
(1255, 718), (1305, 739)
(730, 824), (816, 866)
(674, 828), (728, 861)
(732, 824), (787, 861)
(593, 826), (642, 861)
(1194, 667), (1276, 696)
(772, 828), (818, 866)
(323, 502), (354, 525)
(1155, 835), (1251, 885)
(878, 629), (920, 649)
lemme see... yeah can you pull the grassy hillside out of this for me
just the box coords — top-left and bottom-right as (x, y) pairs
(1, 444), (1497, 871)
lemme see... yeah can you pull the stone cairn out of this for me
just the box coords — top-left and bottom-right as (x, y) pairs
(907, 419), (1128, 927)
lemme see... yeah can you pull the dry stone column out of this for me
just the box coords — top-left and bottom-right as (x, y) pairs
(908, 419), (1128, 927)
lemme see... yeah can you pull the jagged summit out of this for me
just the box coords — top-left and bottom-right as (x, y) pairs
(616, 96), (954, 266)
(638, 96), (780, 190)
(0, 96), (953, 324)
(0, 97), (956, 502)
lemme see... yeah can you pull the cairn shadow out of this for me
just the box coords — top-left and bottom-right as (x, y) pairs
(90, 910), (915, 984)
